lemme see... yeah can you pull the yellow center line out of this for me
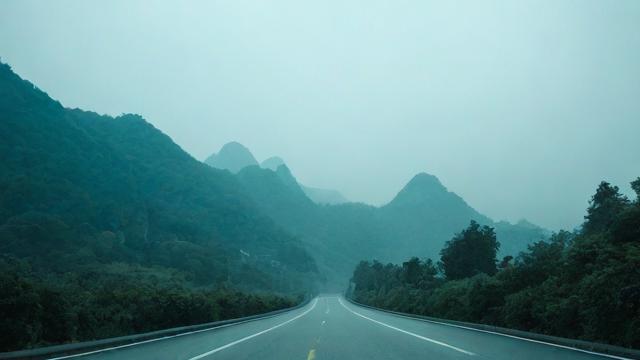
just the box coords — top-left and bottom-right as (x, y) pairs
(307, 349), (316, 360)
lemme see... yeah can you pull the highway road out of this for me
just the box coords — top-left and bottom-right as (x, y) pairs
(50, 295), (630, 360)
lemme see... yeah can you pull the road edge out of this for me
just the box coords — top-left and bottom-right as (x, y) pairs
(344, 296), (640, 360)
(0, 295), (313, 360)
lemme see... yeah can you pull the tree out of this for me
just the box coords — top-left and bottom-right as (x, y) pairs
(611, 178), (640, 244)
(583, 181), (629, 234)
(631, 177), (640, 202)
(401, 257), (422, 285)
(401, 257), (438, 289)
(439, 221), (500, 280)
(509, 231), (570, 289)
(499, 256), (513, 269)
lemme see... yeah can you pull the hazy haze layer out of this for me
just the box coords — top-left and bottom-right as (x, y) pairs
(1, 0), (639, 230)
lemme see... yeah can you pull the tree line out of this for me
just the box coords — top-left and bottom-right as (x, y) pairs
(350, 178), (640, 348)
(0, 257), (302, 352)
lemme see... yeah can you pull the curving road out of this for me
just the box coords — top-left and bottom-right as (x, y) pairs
(50, 296), (630, 360)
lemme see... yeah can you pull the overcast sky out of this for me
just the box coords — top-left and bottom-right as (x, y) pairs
(1, 0), (639, 230)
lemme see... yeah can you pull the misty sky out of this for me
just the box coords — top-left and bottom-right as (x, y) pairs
(1, 0), (639, 230)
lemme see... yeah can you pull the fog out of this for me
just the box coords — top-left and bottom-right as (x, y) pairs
(1, 0), (638, 230)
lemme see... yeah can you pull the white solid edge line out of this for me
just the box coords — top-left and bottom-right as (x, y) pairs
(337, 297), (475, 356)
(187, 298), (318, 360)
(345, 298), (632, 360)
(48, 299), (317, 360)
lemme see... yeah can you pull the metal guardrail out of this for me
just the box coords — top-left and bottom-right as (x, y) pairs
(345, 296), (640, 360)
(0, 296), (312, 360)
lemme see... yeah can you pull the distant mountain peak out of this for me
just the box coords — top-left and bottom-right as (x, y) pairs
(260, 156), (349, 205)
(204, 141), (350, 205)
(384, 172), (485, 219)
(205, 141), (258, 173)
(261, 156), (285, 171)
(404, 173), (446, 191)
(217, 141), (254, 159)
(390, 173), (448, 203)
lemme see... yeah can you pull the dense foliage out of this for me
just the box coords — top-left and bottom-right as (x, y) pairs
(0, 257), (299, 352)
(350, 179), (640, 348)
(439, 220), (499, 280)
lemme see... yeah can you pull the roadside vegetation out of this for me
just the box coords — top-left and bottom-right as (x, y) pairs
(350, 178), (640, 348)
(0, 258), (301, 352)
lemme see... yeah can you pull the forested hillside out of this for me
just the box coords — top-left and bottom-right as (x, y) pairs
(0, 63), (316, 351)
(349, 179), (640, 348)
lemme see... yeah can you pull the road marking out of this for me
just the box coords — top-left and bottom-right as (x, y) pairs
(49, 301), (315, 360)
(307, 349), (316, 360)
(389, 315), (633, 360)
(338, 298), (475, 356)
(344, 298), (633, 360)
(188, 298), (318, 360)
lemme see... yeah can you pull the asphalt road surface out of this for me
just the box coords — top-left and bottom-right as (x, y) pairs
(50, 295), (631, 360)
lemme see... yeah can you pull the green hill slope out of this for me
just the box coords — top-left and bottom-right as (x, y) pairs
(0, 62), (317, 292)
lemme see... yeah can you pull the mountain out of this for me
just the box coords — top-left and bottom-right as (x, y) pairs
(204, 141), (258, 173)
(379, 173), (546, 260)
(378, 173), (492, 260)
(0, 62), (317, 293)
(235, 168), (548, 289)
(208, 146), (349, 205)
(201, 141), (548, 289)
(382, 173), (489, 221)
